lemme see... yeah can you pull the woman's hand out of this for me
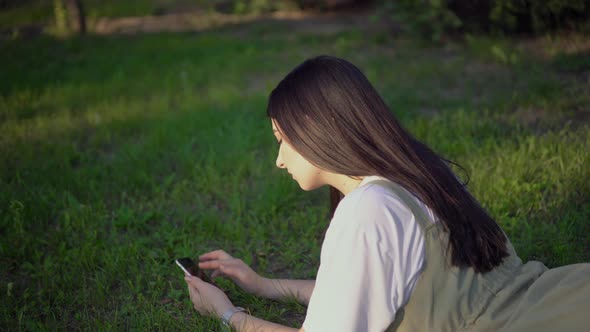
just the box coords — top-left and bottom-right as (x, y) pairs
(199, 249), (266, 296)
(185, 275), (234, 318)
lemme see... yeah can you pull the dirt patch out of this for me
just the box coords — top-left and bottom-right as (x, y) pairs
(2, 4), (384, 40)
(91, 8), (384, 36)
(517, 33), (590, 60)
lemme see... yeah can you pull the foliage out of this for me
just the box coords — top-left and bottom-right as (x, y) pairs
(50, 0), (85, 36)
(378, 0), (590, 40)
(488, 0), (590, 33)
(53, 0), (68, 35)
(381, 0), (462, 41)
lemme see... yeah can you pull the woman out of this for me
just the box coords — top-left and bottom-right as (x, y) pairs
(184, 56), (589, 331)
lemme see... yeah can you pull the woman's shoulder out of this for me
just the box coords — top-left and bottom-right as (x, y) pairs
(336, 176), (436, 227)
(336, 179), (408, 222)
(341, 177), (407, 210)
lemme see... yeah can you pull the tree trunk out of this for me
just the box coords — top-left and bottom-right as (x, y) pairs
(65, 0), (86, 34)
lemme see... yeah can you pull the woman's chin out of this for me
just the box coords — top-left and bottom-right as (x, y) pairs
(295, 180), (322, 192)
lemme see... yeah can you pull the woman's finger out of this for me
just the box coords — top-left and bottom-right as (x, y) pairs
(185, 275), (205, 288)
(187, 283), (197, 298)
(198, 260), (221, 270)
(187, 282), (209, 315)
(218, 262), (253, 284)
(200, 257), (241, 269)
(218, 262), (240, 277)
(209, 263), (232, 279)
(199, 249), (231, 261)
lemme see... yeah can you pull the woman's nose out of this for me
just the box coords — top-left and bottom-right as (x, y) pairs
(275, 153), (285, 169)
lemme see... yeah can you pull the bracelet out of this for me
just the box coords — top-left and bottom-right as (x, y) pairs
(221, 306), (246, 327)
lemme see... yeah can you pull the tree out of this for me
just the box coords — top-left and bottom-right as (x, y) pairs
(54, 0), (86, 35)
(66, 0), (86, 34)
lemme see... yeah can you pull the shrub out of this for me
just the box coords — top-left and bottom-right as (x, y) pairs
(488, 0), (590, 33)
(378, 0), (590, 39)
(383, 0), (462, 41)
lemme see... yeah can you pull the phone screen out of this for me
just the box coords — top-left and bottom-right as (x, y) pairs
(175, 257), (214, 284)
(176, 257), (197, 276)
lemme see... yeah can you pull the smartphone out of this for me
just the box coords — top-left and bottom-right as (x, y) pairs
(175, 257), (215, 284)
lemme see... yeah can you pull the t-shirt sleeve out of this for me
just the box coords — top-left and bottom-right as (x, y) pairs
(302, 185), (426, 332)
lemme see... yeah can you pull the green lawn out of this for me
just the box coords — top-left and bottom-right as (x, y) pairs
(1, 17), (589, 330)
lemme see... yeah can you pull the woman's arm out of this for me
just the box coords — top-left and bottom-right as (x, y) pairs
(229, 312), (305, 332)
(198, 250), (315, 306)
(186, 275), (306, 332)
(258, 278), (315, 306)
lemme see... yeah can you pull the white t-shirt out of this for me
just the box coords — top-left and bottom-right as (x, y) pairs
(302, 176), (436, 332)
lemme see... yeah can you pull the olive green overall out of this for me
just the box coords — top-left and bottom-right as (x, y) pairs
(369, 180), (590, 332)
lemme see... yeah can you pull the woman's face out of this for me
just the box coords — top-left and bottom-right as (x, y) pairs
(271, 120), (325, 191)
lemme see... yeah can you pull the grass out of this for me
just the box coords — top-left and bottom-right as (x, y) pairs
(1, 14), (589, 331)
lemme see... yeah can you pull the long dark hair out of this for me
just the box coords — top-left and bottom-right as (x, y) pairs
(266, 55), (508, 273)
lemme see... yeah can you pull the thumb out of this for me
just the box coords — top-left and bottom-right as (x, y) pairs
(185, 275), (204, 288)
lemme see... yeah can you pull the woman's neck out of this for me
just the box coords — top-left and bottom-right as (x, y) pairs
(327, 174), (365, 195)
